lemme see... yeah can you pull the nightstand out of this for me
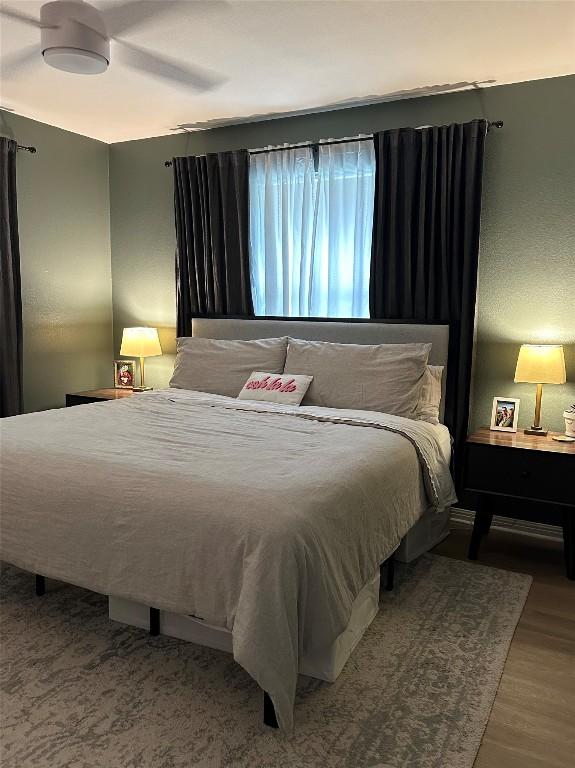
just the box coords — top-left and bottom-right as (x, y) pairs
(464, 428), (575, 580)
(65, 388), (135, 407)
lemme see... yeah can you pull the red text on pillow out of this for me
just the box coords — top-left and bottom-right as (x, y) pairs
(245, 376), (297, 393)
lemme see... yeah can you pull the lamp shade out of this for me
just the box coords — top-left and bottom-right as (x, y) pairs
(514, 344), (566, 384)
(120, 327), (162, 358)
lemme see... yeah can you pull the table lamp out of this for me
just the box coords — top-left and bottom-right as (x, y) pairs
(120, 327), (162, 391)
(514, 344), (566, 436)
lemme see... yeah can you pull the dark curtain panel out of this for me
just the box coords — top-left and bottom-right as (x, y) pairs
(370, 119), (487, 489)
(0, 137), (23, 417)
(173, 149), (253, 335)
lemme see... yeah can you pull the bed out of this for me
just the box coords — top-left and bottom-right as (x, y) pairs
(0, 319), (456, 732)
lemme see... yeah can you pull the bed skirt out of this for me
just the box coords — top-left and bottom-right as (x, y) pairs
(109, 570), (381, 683)
(396, 506), (450, 562)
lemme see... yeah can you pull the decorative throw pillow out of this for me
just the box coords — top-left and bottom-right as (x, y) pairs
(284, 338), (431, 418)
(238, 371), (313, 405)
(415, 365), (444, 425)
(169, 337), (288, 397)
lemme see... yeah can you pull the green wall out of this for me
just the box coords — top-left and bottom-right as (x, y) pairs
(1, 111), (113, 412)
(4, 75), (574, 429)
(109, 75), (575, 432)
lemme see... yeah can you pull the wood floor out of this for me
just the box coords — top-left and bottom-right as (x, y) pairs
(433, 522), (575, 768)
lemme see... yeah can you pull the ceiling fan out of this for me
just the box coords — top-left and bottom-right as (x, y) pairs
(0, 0), (225, 91)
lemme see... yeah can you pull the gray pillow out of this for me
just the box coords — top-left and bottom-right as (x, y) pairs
(284, 337), (431, 417)
(415, 365), (444, 425)
(170, 336), (288, 397)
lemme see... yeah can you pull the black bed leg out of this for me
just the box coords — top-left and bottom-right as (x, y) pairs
(385, 552), (395, 592)
(263, 691), (279, 729)
(35, 574), (46, 596)
(149, 607), (160, 636)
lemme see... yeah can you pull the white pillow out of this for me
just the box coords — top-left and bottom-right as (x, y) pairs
(169, 337), (288, 397)
(238, 371), (313, 405)
(416, 365), (444, 425)
(284, 338), (431, 418)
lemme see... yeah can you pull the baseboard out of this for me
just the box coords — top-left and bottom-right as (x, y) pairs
(450, 507), (563, 542)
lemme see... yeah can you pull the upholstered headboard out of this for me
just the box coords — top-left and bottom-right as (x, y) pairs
(191, 318), (450, 420)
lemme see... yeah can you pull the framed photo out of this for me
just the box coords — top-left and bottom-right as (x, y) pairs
(114, 359), (136, 389)
(490, 397), (520, 432)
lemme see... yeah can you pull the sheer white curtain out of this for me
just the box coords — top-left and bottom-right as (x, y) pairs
(249, 139), (375, 317)
(311, 140), (375, 317)
(249, 146), (316, 316)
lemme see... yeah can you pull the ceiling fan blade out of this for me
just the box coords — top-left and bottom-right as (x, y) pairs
(116, 40), (225, 92)
(0, 5), (42, 28)
(1, 44), (39, 78)
(99, 0), (184, 37)
(100, 0), (228, 37)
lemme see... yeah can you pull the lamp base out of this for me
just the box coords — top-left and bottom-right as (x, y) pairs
(524, 426), (548, 436)
(133, 386), (153, 392)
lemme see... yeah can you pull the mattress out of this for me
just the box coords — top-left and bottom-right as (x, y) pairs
(0, 389), (456, 730)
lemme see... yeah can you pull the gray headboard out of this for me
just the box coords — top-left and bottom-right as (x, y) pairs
(191, 318), (449, 419)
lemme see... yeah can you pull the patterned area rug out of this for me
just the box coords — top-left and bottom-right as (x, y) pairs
(0, 555), (531, 768)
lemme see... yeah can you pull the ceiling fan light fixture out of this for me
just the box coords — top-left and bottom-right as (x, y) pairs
(40, 0), (110, 75)
(43, 46), (108, 74)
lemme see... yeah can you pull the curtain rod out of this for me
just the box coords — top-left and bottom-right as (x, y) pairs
(17, 145), (37, 154)
(164, 120), (503, 167)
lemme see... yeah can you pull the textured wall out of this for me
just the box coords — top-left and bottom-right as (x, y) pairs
(1, 111), (113, 412)
(109, 76), (575, 432)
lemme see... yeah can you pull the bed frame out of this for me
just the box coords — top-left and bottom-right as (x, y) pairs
(35, 555), (396, 730)
(36, 318), (450, 730)
(146, 552), (396, 728)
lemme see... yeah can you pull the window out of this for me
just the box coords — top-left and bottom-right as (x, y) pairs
(249, 140), (375, 317)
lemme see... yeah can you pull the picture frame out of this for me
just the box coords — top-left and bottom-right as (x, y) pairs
(490, 397), (520, 432)
(114, 359), (136, 389)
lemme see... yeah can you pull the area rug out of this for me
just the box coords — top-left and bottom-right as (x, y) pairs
(0, 555), (531, 768)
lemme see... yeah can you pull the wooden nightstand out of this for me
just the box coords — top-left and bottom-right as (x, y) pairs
(65, 388), (135, 407)
(464, 428), (575, 580)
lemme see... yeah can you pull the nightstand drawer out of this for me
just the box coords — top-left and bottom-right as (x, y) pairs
(465, 443), (570, 505)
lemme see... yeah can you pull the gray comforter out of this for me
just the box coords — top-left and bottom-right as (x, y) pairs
(0, 389), (456, 731)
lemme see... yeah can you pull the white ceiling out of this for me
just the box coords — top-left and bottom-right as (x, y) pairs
(1, 0), (574, 144)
